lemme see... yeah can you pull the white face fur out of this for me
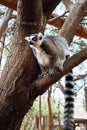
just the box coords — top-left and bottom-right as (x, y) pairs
(25, 32), (44, 48)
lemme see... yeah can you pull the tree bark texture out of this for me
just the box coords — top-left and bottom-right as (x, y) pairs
(59, 2), (87, 43)
(0, 0), (87, 130)
(0, 0), (61, 130)
(1, 0), (87, 39)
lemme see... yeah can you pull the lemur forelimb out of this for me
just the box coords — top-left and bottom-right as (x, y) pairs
(25, 33), (74, 130)
(25, 32), (69, 77)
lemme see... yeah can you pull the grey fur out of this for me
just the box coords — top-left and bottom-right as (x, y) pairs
(25, 33), (69, 76)
(25, 33), (74, 130)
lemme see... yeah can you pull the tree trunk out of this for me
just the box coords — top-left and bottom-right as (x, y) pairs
(0, 0), (45, 129)
(85, 87), (87, 111)
(47, 87), (53, 130)
(0, 0), (61, 130)
(0, 9), (12, 39)
(39, 96), (42, 130)
(0, 0), (87, 130)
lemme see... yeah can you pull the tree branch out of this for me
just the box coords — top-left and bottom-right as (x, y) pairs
(15, 0), (45, 39)
(0, 9), (13, 39)
(0, 0), (45, 128)
(58, 81), (64, 94)
(0, 0), (17, 10)
(30, 47), (87, 99)
(55, 82), (64, 94)
(74, 73), (87, 81)
(0, 0), (87, 129)
(43, 0), (61, 18)
(62, 0), (73, 11)
(59, 1), (87, 43)
(48, 14), (87, 39)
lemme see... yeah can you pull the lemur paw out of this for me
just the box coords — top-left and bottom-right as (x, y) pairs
(55, 61), (64, 71)
(48, 69), (54, 77)
(58, 65), (64, 71)
(38, 70), (48, 78)
(38, 73), (43, 78)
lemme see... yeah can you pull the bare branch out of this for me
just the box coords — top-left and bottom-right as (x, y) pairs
(0, 0), (17, 10)
(48, 14), (87, 39)
(48, 11), (68, 22)
(59, 1), (87, 44)
(0, 9), (13, 39)
(0, 40), (4, 65)
(55, 82), (64, 94)
(0, 0), (87, 128)
(74, 73), (87, 81)
(30, 47), (87, 99)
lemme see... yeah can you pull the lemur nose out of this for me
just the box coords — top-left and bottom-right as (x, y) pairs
(29, 41), (34, 45)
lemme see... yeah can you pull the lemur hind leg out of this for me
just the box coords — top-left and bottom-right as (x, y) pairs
(48, 57), (56, 76)
(48, 67), (54, 77)
(55, 57), (66, 71)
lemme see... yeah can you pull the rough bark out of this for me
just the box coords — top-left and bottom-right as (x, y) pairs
(0, 36), (5, 66)
(0, 0), (44, 129)
(0, 0), (61, 130)
(0, 0), (87, 130)
(1, 0), (87, 39)
(59, 2), (87, 43)
(0, 0), (61, 12)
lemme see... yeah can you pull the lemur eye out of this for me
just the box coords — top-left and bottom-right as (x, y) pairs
(39, 36), (42, 40)
(32, 37), (37, 42)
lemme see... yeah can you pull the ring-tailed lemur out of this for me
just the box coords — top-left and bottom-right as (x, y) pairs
(25, 33), (69, 76)
(25, 33), (74, 130)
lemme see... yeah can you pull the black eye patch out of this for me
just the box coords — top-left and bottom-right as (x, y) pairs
(32, 37), (37, 42)
(39, 36), (42, 40)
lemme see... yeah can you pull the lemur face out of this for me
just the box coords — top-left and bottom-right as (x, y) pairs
(25, 33), (43, 48)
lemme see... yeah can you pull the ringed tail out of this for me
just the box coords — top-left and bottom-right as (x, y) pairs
(63, 69), (74, 130)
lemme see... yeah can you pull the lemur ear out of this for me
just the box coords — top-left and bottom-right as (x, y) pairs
(24, 37), (29, 42)
(38, 32), (43, 37)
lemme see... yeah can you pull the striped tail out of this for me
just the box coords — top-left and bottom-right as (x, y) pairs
(63, 69), (74, 130)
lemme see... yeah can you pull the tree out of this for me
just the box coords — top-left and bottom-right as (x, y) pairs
(0, 8), (16, 66)
(47, 87), (53, 130)
(0, 0), (87, 130)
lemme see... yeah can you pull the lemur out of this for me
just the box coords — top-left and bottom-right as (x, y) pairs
(25, 33), (74, 130)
